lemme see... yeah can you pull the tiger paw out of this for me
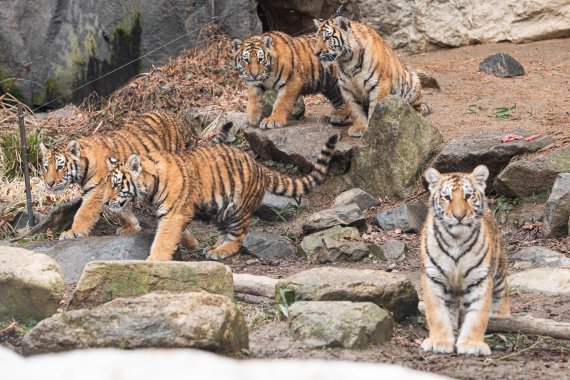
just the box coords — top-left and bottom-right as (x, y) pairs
(59, 230), (86, 241)
(421, 338), (455, 354)
(418, 103), (432, 116)
(204, 242), (240, 261)
(348, 124), (366, 137)
(456, 340), (491, 356)
(259, 116), (286, 130)
(325, 109), (351, 126)
(116, 224), (141, 235)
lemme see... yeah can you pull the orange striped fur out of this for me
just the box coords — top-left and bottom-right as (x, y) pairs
(314, 17), (426, 137)
(232, 31), (350, 129)
(420, 165), (510, 356)
(40, 111), (188, 240)
(104, 132), (339, 261)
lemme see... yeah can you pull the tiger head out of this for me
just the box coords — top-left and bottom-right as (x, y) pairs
(313, 16), (352, 64)
(39, 140), (83, 193)
(103, 155), (142, 212)
(231, 35), (273, 84)
(424, 165), (489, 229)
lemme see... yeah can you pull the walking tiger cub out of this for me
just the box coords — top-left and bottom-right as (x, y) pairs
(314, 16), (427, 137)
(420, 165), (510, 356)
(40, 111), (188, 240)
(232, 31), (350, 129)
(104, 124), (339, 261)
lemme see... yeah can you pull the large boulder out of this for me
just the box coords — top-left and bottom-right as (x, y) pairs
(276, 267), (418, 321)
(0, 247), (64, 323)
(29, 234), (154, 282)
(494, 144), (570, 198)
(288, 301), (393, 348)
(69, 261), (233, 309)
(431, 132), (553, 190)
(350, 96), (443, 199)
(542, 173), (570, 238)
(0, 0), (260, 106)
(509, 268), (570, 296)
(21, 292), (248, 356)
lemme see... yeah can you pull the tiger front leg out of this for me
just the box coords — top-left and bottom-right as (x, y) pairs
(246, 85), (264, 127)
(341, 88), (367, 137)
(204, 219), (247, 260)
(420, 273), (456, 354)
(114, 206), (141, 235)
(60, 186), (105, 240)
(146, 215), (187, 261)
(260, 84), (301, 129)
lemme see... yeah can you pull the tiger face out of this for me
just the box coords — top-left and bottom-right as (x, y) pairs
(39, 140), (82, 193)
(103, 156), (140, 212)
(424, 165), (489, 229)
(313, 17), (352, 63)
(231, 35), (273, 84)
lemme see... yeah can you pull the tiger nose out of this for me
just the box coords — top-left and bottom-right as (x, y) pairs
(454, 212), (466, 222)
(47, 180), (55, 187)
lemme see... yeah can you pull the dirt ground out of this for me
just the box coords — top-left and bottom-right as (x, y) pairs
(4, 39), (570, 379)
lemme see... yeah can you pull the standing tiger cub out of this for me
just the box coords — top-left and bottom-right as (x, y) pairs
(232, 31), (350, 129)
(420, 165), (510, 356)
(104, 126), (339, 261)
(314, 16), (427, 137)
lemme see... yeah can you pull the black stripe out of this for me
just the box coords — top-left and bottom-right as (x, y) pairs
(464, 252), (487, 279)
(427, 274), (451, 294)
(462, 275), (488, 295)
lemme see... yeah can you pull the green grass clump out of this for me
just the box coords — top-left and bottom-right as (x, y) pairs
(0, 129), (51, 180)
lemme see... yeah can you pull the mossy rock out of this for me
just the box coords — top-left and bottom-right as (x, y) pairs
(262, 90), (305, 120)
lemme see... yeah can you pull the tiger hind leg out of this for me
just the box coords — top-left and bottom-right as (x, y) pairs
(204, 218), (248, 261)
(180, 227), (199, 250)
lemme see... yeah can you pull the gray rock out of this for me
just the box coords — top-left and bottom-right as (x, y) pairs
(432, 132), (553, 190)
(10, 211), (47, 232)
(241, 232), (297, 259)
(509, 268), (570, 296)
(244, 123), (356, 173)
(299, 226), (361, 257)
(254, 192), (309, 222)
(185, 108), (249, 134)
(28, 234), (154, 282)
(494, 144), (570, 198)
(1, 0), (260, 106)
(0, 247), (64, 323)
(276, 267), (418, 321)
(382, 240), (407, 261)
(303, 203), (365, 233)
(542, 173), (570, 238)
(510, 246), (570, 268)
(23, 198), (81, 236)
(480, 53), (525, 77)
(21, 292), (248, 356)
(311, 236), (370, 263)
(350, 96), (443, 199)
(332, 188), (380, 210)
(288, 301), (393, 349)
(376, 201), (428, 233)
(69, 261), (233, 309)
(262, 90), (305, 120)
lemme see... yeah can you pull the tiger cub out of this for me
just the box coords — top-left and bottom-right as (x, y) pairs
(40, 111), (188, 240)
(104, 125), (339, 261)
(420, 165), (510, 356)
(314, 16), (426, 137)
(232, 31), (350, 129)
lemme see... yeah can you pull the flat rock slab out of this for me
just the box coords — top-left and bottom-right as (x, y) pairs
(69, 261), (233, 309)
(28, 234), (154, 282)
(300, 226), (361, 257)
(241, 232), (297, 259)
(510, 246), (570, 268)
(479, 53), (525, 77)
(509, 268), (570, 296)
(303, 203), (365, 233)
(276, 267), (418, 321)
(0, 247), (64, 323)
(332, 188), (380, 210)
(375, 201), (428, 233)
(432, 131), (553, 190)
(542, 173), (570, 238)
(244, 123), (356, 173)
(21, 292), (248, 356)
(255, 192), (309, 221)
(288, 301), (393, 348)
(233, 273), (278, 299)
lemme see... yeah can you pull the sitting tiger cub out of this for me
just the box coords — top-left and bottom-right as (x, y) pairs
(40, 111), (188, 240)
(314, 16), (427, 137)
(232, 31), (350, 129)
(104, 124), (339, 261)
(421, 165), (510, 356)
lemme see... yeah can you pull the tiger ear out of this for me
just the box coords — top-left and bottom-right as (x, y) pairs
(335, 16), (350, 31)
(106, 157), (119, 171)
(313, 19), (323, 29)
(262, 34), (272, 49)
(67, 140), (81, 159)
(424, 167), (441, 193)
(471, 165), (489, 191)
(39, 142), (48, 156)
(127, 154), (142, 177)
(231, 38), (242, 52)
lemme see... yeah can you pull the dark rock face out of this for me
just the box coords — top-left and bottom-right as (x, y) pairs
(480, 53), (525, 77)
(542, 173), (570, 238)
(0, 0), (260, 107)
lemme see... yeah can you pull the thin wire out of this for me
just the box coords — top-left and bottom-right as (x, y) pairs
(30, 0), (255, 113)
